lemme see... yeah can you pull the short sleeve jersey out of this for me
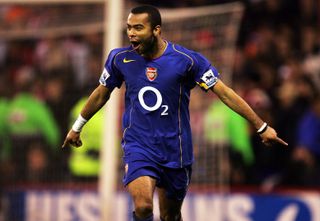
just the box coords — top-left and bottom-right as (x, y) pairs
(99, 41), (219, 168)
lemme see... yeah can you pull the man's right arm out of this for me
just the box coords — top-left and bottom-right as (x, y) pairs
(80, 85), (112, 120)
(62, 85), (112, 148)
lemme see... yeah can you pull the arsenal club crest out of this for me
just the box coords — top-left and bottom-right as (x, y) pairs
(145, 67), (158, 81)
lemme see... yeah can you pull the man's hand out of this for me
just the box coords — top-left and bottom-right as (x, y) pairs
(62, 129), (83, 148)
(259, 126), (288, 147)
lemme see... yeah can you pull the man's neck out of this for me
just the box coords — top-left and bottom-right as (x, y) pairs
(143, 38), (167, 60)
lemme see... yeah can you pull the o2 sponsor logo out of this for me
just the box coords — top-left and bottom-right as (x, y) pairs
(138, 86), (168, 116)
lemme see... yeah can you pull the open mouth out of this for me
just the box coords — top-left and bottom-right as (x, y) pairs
(131, 41), (141, 50)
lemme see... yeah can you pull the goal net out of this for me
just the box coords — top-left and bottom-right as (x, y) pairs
(161, 3), (244, 189)
(0, 1), (244, 220)
(162, 3), (243, 86)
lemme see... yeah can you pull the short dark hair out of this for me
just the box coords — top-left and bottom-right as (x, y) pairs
(131, 5), (162, 29)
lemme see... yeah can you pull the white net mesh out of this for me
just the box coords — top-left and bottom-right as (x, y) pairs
(1, 2), (244, 220)
(160, 3), (244, 188)
(162, 3), (244, 85)
(0, 1), (244, 188)
(0, 3), (104, 39)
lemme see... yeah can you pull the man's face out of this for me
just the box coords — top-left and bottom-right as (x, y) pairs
(127, 13), (156, 54)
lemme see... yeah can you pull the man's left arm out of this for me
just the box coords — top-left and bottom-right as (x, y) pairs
(211, 80), (288, 146)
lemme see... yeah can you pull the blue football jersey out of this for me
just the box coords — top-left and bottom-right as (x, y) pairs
(99, 41), (219, 168)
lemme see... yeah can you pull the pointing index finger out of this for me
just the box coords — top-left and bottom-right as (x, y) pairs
(62, 139), (69, 148)
(276, 137), (288, 146)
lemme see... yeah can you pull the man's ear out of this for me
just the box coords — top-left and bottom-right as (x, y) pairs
(153, 25), (161, 36)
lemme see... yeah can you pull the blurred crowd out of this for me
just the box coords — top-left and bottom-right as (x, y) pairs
(0, 0), (320, 190)
(233, 0), (320, 188)
(0, 4), (104, 183)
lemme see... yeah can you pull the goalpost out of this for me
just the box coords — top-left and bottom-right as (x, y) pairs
(100, 1), (123, 220)
(1, 1), (244, 220)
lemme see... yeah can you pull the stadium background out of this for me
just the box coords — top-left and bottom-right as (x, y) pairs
(0, 0), (320, 220)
